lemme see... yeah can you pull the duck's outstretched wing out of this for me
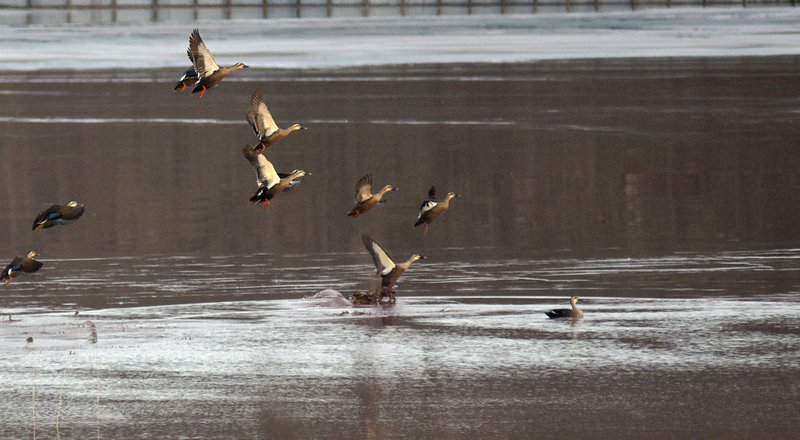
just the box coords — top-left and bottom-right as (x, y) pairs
(417, 186), (438, 219)
(362, 233), (395, 276)
(246, 90), (279, 139)
(188, 29), (219, 78)
(354, 173), (373, 203)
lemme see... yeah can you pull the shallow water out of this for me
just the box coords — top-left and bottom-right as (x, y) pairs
(2, 289), (799, 438)
(0, 57), (799, 437)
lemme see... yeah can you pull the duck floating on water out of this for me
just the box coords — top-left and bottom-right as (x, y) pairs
(347, 174), (395, 217)
(247, 90), (306, 150)
(361, 232), (424, 304)
(32, 201), (85, 231)
(244, 145), (307, 208)
(545, 296), (584, 319)
(186, 29), (248, 98)
(1, 251), (43, 286)
(414, 186), (460, 233)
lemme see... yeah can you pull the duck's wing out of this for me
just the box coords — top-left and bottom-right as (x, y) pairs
(417, 186), (438, 219)
(32, 205), (60, 229)
(354, 174), (373, 203)
(242, 145), (275, 187)
(8, 256), (42, 274)
(427, 186), (436, 200)
(362, 233), (395, 276)
(242, 145), (261, 167)
(188, 29), (219, 78)
(259, 155), (281, 189)
(60, 204), (85, 222)
(246, 90), (279, 139)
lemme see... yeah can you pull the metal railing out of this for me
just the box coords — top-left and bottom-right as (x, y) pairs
(0, 0), (795, 23)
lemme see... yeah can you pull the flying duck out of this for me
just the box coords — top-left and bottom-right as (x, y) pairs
(247, 90), (306, 149)
(362, 232), (424, 303)
(347, 174), (395, 217)
(414, 186), (460, 233)
(244, 146), (307, 208)
(32, 201), (85, 231)
(545, 296), (584, 319)
(187, 29), (248, 98)
(242, 144), (306, 190)
(1, 251), (43, 286)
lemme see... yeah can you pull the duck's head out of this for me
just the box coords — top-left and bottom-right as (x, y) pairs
(381, 185), (396, 193)
(570, 296), (580, 305)
(67, 201), (79, 207)
(446, 192), (460, 200)
(411, 254), (426, 263)
(26, 251), (37, 259)
(235, 62), (249, 69)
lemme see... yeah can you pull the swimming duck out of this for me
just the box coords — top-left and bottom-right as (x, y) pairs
(414, 186), (460, 233)
(347, 174), (395, 217)
(1, 251), (43, 286)
(172, 55), (198, 92)
(362, 232), (424, 303)
(187, 29), (248, 98)
(32, 201), (85, 231)
(545, 296), (584, 319)
(247, 90), (306, 149)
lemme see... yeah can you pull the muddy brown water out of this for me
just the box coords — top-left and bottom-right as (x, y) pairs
(0, 57), (799, 438)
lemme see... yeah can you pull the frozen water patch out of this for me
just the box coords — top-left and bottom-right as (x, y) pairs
(0, 9), (798, 71)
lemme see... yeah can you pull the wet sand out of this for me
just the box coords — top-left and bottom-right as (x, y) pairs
(0, 57), (799, 438)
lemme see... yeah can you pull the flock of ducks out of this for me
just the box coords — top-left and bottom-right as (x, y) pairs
(3, 29), (584, 319)
(171, 29), (462, 305)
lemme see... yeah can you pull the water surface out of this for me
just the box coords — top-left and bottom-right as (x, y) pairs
(0, 57), (799, 438)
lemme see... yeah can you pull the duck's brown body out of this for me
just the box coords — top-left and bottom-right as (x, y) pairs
(347, 174), (395, 217)
(545, 296), (584, 319)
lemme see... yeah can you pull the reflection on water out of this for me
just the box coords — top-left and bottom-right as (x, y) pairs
(1, 292), (799, 438)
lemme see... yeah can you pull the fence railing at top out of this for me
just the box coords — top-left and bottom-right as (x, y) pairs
(1, 0), (795, 23)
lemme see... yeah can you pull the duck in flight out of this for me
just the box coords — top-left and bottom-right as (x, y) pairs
(545, 296), (584, 319)
(414, 186), (460, 233)
(247, 90), (306, 150)
(32, 201), (85, 231)
(1, 251), (43, 286)
(347, 174), (395, 217)
(243, 145), (307, 208)
(362, 232), (424, 303)
(186, 29), (248, 98)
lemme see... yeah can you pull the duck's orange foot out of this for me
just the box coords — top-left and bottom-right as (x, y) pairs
(197, 86), (207, 98)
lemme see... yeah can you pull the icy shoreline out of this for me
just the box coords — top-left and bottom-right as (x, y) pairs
(1, 8), (799, 71)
